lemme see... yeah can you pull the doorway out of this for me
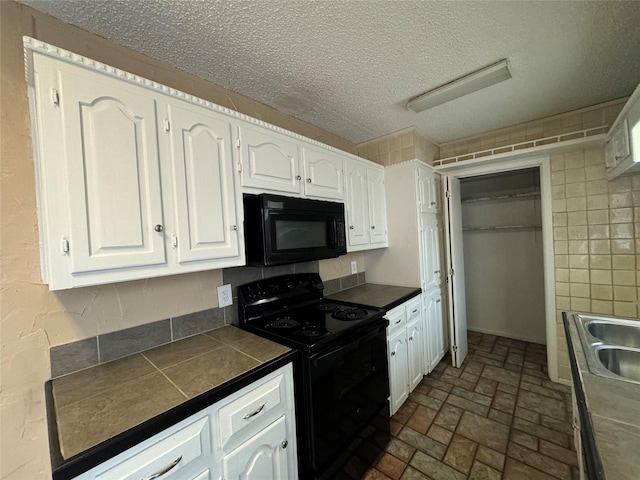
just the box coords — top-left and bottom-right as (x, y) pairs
(441, 154), (558, 382)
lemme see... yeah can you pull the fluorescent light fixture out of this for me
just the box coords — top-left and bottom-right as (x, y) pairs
(407, 59), (512, 113)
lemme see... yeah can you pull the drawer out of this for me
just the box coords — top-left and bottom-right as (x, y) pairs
(91, 415), (211, 480)
(218, 372), (286, 447)
(405, 297), (422, 324)
(386, 304), (406, 335)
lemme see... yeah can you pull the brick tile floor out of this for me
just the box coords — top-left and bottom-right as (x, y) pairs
(334, 332), (579, 480)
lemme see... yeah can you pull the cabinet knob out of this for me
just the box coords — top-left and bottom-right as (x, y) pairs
(371, 225), (375, 230)
(281, 440), (288, 449)
(409, 336), (414, 341)
(296, 175), (302, 180)
(232, 225), (238, 231)
(154, 224), (164, 233)
(349, 225), (354, 230)
(391, 351), (396, 356)
(306, 178), (312, 183)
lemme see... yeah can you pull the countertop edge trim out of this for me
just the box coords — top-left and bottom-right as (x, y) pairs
(50, 350), (299, 480)
(562, 312), (605, 480)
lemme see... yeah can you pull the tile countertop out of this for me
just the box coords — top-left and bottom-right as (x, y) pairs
(47, 325), (293, 479)
(563, 313), (640, 480)
(326, 283), (422, 311)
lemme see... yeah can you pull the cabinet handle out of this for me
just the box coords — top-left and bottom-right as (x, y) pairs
(232, 225), (238, 231)
(434, 270), (441, 274)
(411, 309), (418, 314)
(154, 224), (164, 233)
(144, 456), (182, 480)
(395, 319), (402, 324)
(281, 440), (288, 449)
(409, 336), (414, 341)
(430, 202), (437, 206)
(349, 225), (355, 230)
(243, 402), (266, 419)
(296, 175), (302, 180)
(391, 351), (396, 356)
(306, 178), (312, 183)
(436, 299), (441, 303)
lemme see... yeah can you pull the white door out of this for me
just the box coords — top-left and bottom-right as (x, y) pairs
(237, 122), (301, 194)
(166, 101), (240, 264)
(367, 167), (388, 245)
(58, 66), (167, 274)
(222, 416), (291, 480)
(345, 161), (369, 247)
(444, 176), (468, 367)
(420, 214), (440, 291)
(302, 146), (345, 200)
(418, 165), (436, 214)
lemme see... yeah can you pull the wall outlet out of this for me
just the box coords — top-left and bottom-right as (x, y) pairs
(351, 260), (357, 275)
(217, 284), (233, 308)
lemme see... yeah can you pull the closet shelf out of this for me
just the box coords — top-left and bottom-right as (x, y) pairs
(463, 224), (542, 232)
(461, 191), (540, 204)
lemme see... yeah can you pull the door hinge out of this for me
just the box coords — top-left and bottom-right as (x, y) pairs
(235, 137), (241, 149)
(453, 345), (459, 352)
(61, 236), (69, 255)
(171, 235), (178, 249)
(51, 88), (60, 107)
(164, 119), (170, 132)
(445, 189), (451, 198)
(449, 268), (455, 276)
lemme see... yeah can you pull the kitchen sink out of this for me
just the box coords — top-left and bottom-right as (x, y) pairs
(573, 313), (640, 385)
(596, 347), (640, 383)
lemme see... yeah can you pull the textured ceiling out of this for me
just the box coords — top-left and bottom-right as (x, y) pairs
(18, 0), (640, 144)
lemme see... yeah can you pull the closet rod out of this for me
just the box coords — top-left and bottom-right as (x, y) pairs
(461, 191), (540, 204)
(463, 224), (543, 231)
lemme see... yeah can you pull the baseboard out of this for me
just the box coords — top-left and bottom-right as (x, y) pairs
(467, 326), (546, 346)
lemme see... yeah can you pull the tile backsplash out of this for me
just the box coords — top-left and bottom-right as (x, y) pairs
(49, 262), (366, 378)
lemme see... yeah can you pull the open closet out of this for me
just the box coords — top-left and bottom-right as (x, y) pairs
(459, 167), (546, 344)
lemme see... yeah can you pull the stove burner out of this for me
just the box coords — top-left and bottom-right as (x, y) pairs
(333, 308), (368, 321)
(316, 303), (338, 313)
(269, 317), (300, 329)
(300, 326), (329, 338)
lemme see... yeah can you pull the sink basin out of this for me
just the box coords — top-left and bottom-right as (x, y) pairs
(587, 321), (640, 349)
(597, 346), (640, 383)
(572, 313), (640, 385)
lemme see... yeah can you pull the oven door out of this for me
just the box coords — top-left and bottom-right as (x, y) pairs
(301, 319), (389, 474)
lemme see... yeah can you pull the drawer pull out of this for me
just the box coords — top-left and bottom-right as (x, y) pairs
(411, 309), (418, 314)
(144, 456), (182, 480)
(395, 319), (402, 324)
(243, 403), (266, 419)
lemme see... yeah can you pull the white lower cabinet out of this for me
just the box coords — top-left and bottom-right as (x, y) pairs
(73, 364), (297, 480)
(423, 288), (447, 374)
(387, 296), (423, 415)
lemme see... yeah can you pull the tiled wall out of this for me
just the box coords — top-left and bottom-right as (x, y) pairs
(438, 101), (626, 160)
(49, 261), (367, 378)
(551, 147), (640, 381)
(357, 128), (440, 166)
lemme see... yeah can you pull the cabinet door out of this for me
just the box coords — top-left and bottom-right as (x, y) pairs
(367, 166), (388, 246)
(418, 165), (441, 214)
(406, 316), (423, 392)
(424, 289), (446, 373)
(345, 161), (370, 247)
(387, 328), (409, 415)
(237, 123), (301, 194)
(302, 146), (345, 201)
(222, 416), (291, 480)
(419, 214), (440, 291)
(166, 101), (241, 264)
(56, 64), (166, 274)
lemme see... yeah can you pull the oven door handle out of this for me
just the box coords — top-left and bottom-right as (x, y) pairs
(311, 324), (382, 367)
(327, 217), (337, 249)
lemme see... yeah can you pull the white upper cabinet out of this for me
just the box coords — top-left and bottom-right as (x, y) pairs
(237, 121), (302, 195)
(55, 60), (168, 275)
(419, 213), (442, 292)
(345, 159), (388, 251)
(301, 146), (345, 201)
(418, 164), (441, 214)
(605, 82), (640, 180)
(26, 43), (245, 290)
(165, 100), (241, 265)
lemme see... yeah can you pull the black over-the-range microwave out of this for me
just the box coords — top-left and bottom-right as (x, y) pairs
(243, 193), (347, 266)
